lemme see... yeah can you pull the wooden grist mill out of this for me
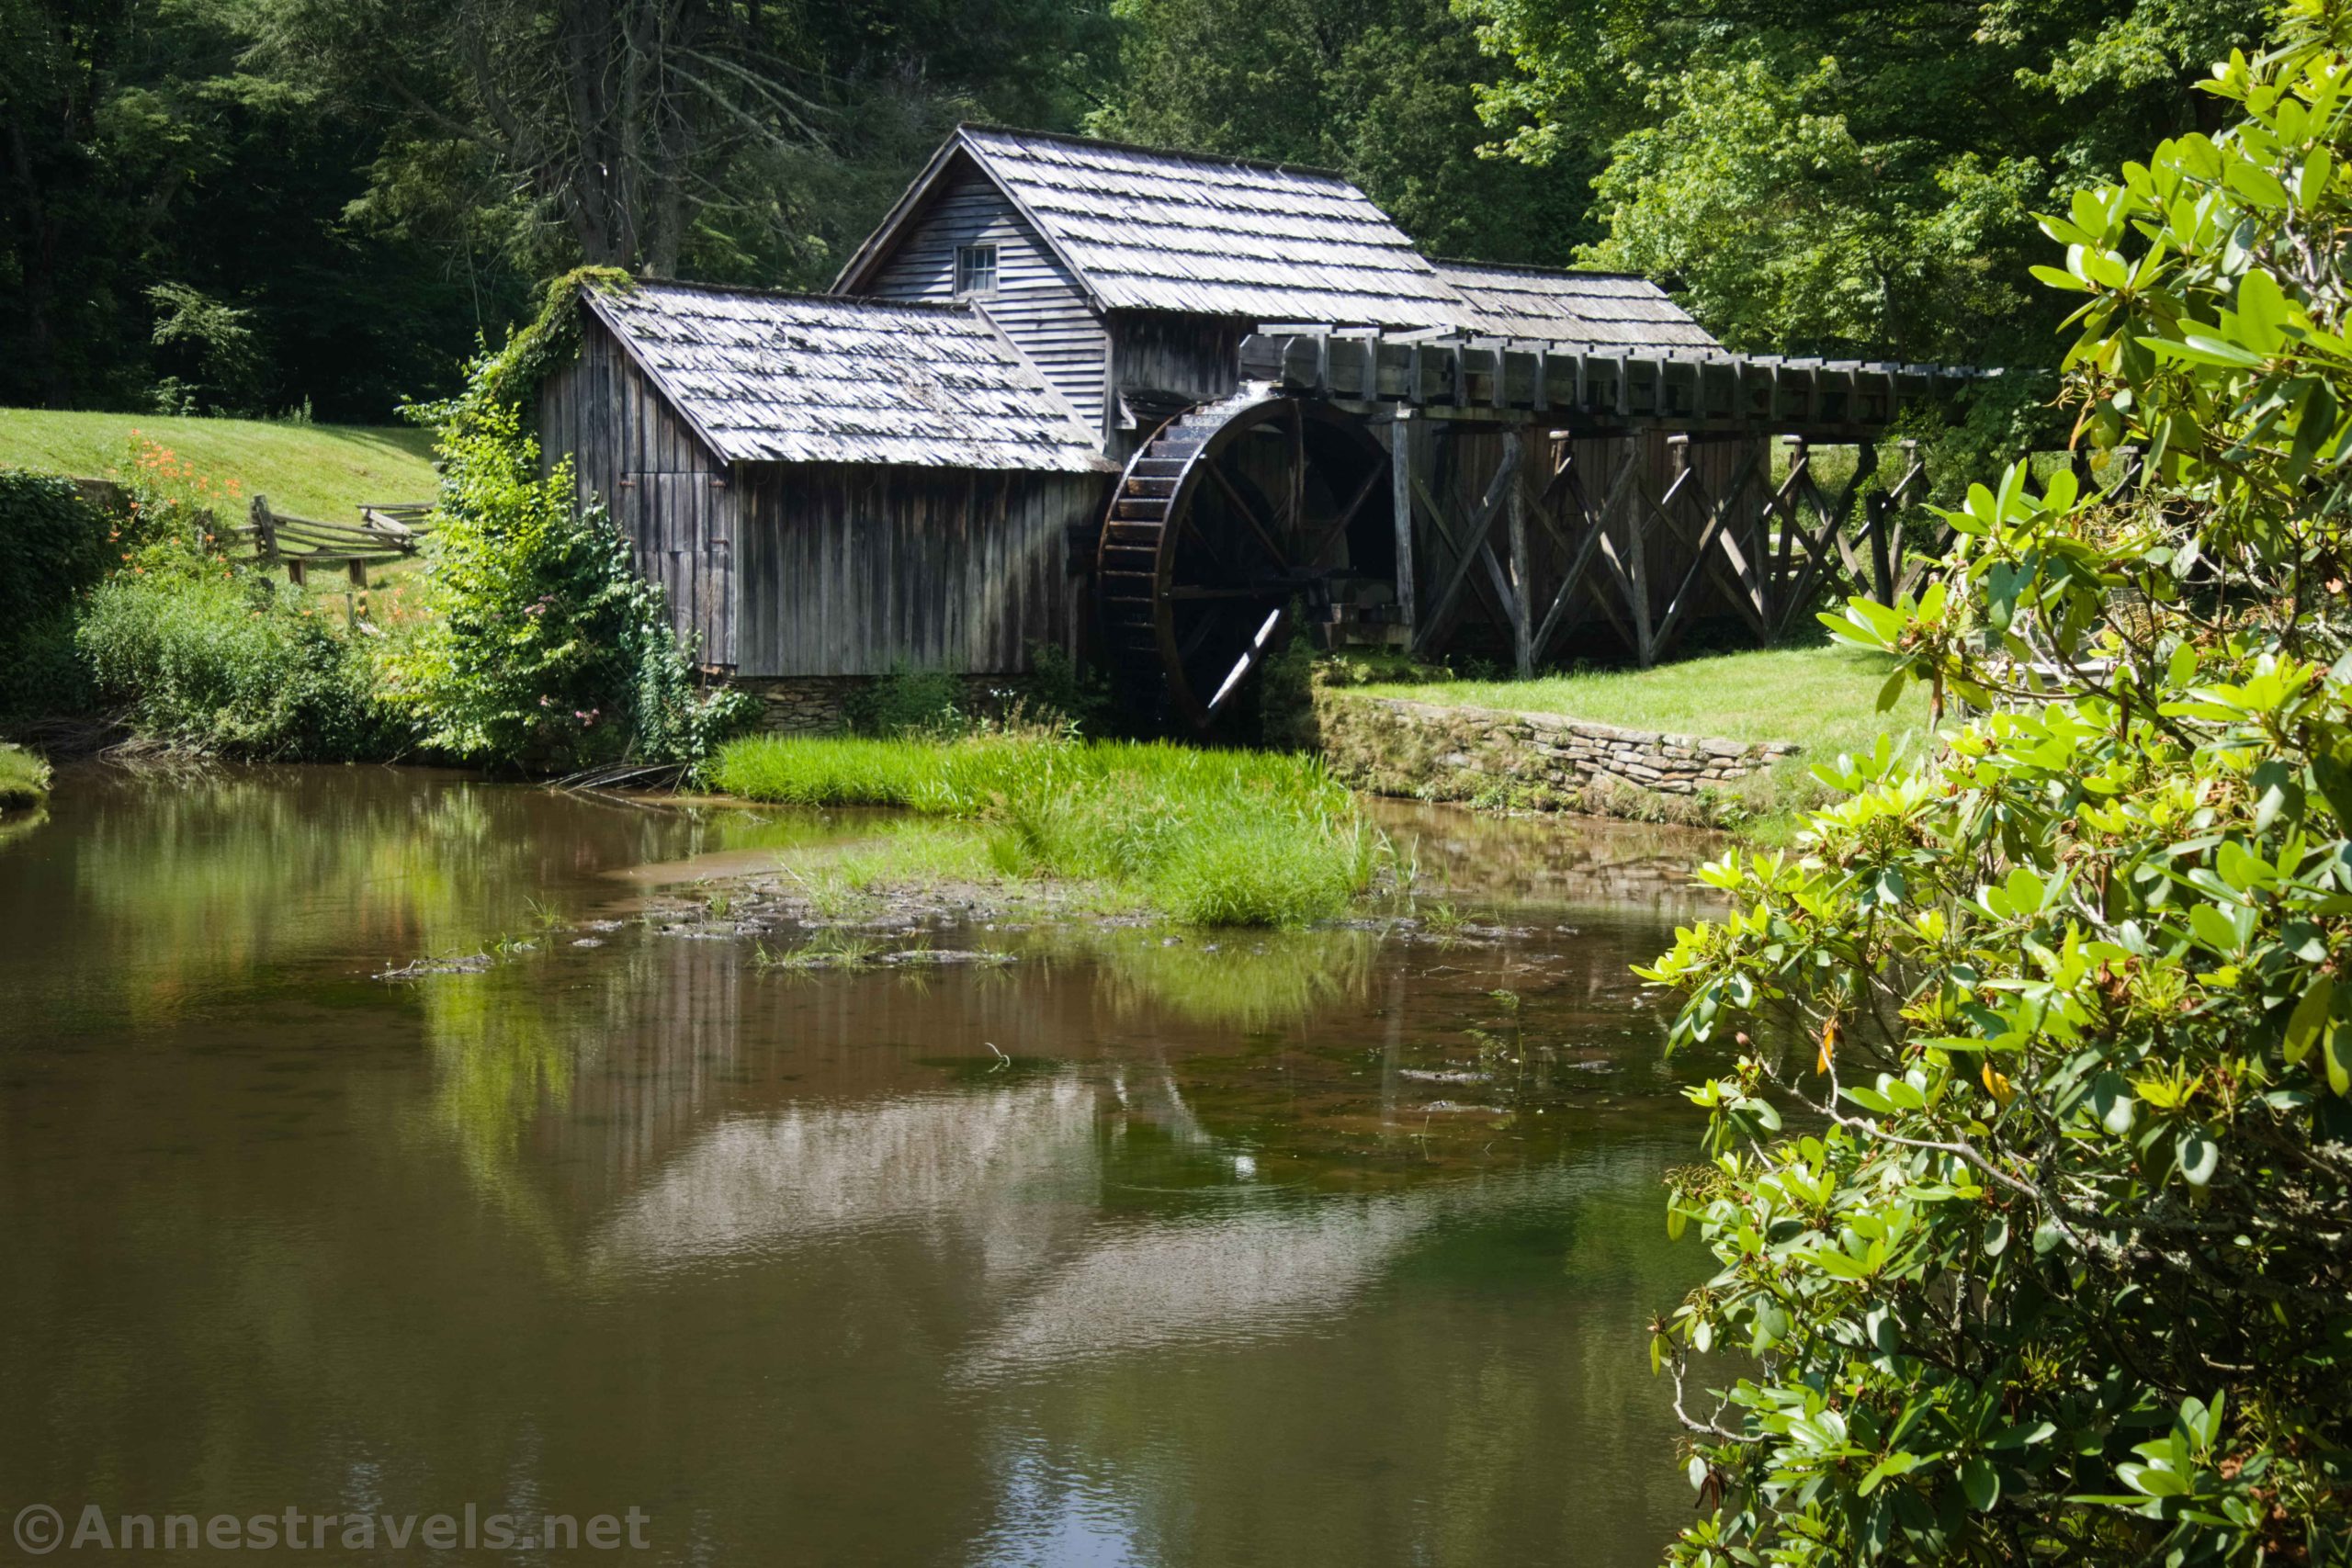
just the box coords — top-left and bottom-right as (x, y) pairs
(531, 122), (2001, 734)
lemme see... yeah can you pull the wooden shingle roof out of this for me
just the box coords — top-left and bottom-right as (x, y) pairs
(842, 126), (1464, 329)
(585, 284), (1112, 473)
(1434, 261), (1720, 352)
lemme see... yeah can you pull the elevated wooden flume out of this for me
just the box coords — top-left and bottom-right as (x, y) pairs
(1093, 328), (2054, 721)
(1236, 329), (1993, 436)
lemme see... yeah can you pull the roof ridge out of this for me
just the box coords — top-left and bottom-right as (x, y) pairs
(620, 276), (985, 314)
(955, 122), (1351, 183)
(1428, 256), (1661, 284)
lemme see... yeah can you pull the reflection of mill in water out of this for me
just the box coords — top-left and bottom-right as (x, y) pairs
(475, 930), (1588, 1375)
(590, 1055), (1566, 1381)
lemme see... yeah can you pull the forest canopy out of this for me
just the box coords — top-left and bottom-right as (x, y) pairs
(0, 0), (2271, 420)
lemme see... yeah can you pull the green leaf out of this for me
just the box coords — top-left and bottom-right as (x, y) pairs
(2301, 145), (2335, 206)
(1859, 1451), (1921, 1495)
(1987, 1421), (2055, 1450)
(2119, 1461), (2189, 1497)
(2141, 333), (2266, 367)
(1876, 664), (1911, 713)
(1962, 1456), (2000, 1510)
(2177, 1129), (2220, 1188)
(2080, 247), (2131, 289)
(2237, 269), (2290, 353)
(2188, 900), (2245, 954)
(2225, 157), (2290, 209)
(2284, 975), (2333, 1065)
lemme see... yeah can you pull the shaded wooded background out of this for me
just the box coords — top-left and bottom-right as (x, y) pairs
(0, 0), (2269, 423)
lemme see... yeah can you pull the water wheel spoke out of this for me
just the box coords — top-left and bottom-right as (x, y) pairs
(1177, 604), (1229, 660)
(1176, 512), (1247, 586)
(1299, 463), (1385, 569)
(1288, 400), (1306, 535)
(1207, 605), (1287, 713)
(1205, 460), (1291, 571)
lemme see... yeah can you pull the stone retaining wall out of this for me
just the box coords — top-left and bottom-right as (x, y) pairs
(1302, 687), (1796, 826)
(727, 674), (1014, 735)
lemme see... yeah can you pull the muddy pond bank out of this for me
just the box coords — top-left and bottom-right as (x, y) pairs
(0, 765), (1730, 1566)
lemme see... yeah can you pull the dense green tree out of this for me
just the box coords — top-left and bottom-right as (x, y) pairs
(1462, 0), (2272, 364)
(0, 0), (1113, 417)
(254, 0), (1116, 290)
(1093, 0), (1592, 261)
(0, 0), (524, 418)
(1638, 2), (2352, 1558)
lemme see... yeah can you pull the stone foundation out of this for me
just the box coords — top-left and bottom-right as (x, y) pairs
(1302, 687), (1795, 827)
(726, 674), (1020, 735)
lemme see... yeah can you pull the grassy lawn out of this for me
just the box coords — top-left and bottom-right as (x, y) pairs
(1346, 644), (1934, 843)
(1354, 644), (1926, 761)
(0, 408), (437, 521)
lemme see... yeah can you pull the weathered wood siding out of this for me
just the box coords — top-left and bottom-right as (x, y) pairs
(539, 317), (739, 668)
(1104, 310), (1248, 459)
(865, 157), (1110, 441)
(734, 465), (1106, 677)
(1109, 311), (1245, 405)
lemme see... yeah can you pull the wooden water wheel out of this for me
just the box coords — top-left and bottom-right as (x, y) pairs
(1096, 390), (1392, 729)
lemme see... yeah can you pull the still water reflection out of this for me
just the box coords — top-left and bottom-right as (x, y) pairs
(0, 767), (1725, 1566)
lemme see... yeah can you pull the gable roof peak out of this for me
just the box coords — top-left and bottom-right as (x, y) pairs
(950, 122), (1350, 184)
(839, 121), (1464, 330)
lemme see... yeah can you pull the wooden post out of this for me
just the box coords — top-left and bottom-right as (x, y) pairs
(1864, 439), (1895, 604)
(1626, 434), (1655, 668)
(1391, 412), (1417, 650)
(249, 495), (277, 563)
(1507, 429), (1532, 676)
(1866, 489), (1894, 605)
(346, 558), (368, 589)
(285, 557), (306, 587)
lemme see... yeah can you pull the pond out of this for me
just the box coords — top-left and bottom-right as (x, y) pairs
(0, 767), (1732, 1566)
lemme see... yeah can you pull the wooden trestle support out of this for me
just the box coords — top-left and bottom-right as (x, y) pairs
(1232, 330), (2013, 676)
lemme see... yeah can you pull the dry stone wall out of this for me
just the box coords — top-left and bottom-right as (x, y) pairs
(1304, 688), (1795, 827)
(727, 674), (1014, 734)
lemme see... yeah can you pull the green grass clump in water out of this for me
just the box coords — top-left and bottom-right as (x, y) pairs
(711, 734), (1375, 927)
(0, 744), (50, 811)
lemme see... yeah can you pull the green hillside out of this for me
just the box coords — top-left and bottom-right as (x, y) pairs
(0, 409), (438, 522)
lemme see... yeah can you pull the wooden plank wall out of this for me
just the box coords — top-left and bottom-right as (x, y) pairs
(539, 318), (739, 669)
(864, 157), (1112, 440)
(1106, 311), (1248, 452)
(733, 465), (1106, 678)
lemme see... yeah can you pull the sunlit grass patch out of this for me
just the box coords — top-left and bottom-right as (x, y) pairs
(713, 734), (1377, 927)
(1354, 644), (1923, 757)
(0, 409), (436, 521)
(0, 743), (49, 811)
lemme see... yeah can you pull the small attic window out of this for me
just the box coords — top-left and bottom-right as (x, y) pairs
(955, 243), (999, 297)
